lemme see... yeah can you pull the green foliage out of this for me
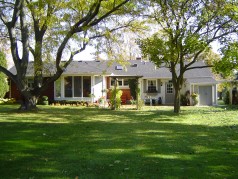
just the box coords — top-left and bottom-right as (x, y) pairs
(41, 96), (48, 101)
(181, 94), (189, 106)
(38, 96), (49, 105)
(0, 0), (139, 110)
(214, 42), (238, 77)
(191, 93), (199, 106)
(0, 51), (8, 98)
(0, 98), (16, 104)
(223, 89), (230, 105)
(139, 0), (237, 113)
(110, 88), (122, 110)
(128, 79), (137, 100)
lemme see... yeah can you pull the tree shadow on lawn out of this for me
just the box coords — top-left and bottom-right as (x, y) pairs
(0, 107), (238, 178)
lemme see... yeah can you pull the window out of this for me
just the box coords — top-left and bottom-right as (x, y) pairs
(110, 78), (129, 87)
(124, 79), (129, 86)
(115, 65), (123, 70)
(166, 81), (173, 94)
(62, 76), (91, 98)
(118, 79), (123, 86)
(147, 80), (157, 93)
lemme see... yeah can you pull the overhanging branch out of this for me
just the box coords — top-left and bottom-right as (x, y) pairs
(186, 65), (213, 71)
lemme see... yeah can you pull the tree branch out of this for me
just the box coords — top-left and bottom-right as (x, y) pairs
(89, 0), (129, 27)
(0, 66), (17, 83)
(186, 65), (213, 71)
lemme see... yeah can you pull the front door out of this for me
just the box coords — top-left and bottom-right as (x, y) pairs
(165, 81), (175, 104)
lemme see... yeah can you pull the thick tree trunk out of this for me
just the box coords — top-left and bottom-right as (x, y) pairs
(173, 87), (181, 114)
(19, 93), (39, 111)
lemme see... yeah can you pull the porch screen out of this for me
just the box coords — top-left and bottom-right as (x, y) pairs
(64, 76), (72, 97)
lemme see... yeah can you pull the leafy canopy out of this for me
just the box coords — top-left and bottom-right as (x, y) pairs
(0, 50), (8, 98)
(214, 42), (238, 77)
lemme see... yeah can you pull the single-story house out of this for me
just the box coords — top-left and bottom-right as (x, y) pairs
(8, 60), (218, 106)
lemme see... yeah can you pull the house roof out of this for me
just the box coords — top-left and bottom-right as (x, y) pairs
(9, 60), (217, 84)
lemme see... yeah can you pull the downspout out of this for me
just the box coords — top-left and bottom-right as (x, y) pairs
(9, 79), (12, 98)
(136, 77), (139, 110)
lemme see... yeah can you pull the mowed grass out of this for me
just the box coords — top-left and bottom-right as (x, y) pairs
(0, 105), (238, 179)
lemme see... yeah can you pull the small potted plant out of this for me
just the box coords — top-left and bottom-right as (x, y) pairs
(191, 93), (198, 106)
(98, 96), (105, 106)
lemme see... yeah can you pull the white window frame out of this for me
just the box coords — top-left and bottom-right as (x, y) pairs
(56, 76), (92, 98)
(147, 79), (157, 92)
(110, 78), (129, 88)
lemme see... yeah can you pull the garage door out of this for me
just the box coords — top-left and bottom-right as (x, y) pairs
(199, 86), (212, 106)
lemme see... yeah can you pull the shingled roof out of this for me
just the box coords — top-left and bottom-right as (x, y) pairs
(9, 60), (217, 84)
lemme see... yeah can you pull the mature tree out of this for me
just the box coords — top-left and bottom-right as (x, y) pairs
(0, 0), (139, 110)
(0, 50), (8, 98)
(139, 0), (238, 113)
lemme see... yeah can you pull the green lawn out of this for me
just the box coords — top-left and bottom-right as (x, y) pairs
(0, 105), (238, 178)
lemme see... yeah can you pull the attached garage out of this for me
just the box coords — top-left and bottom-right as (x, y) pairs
(187, 76), (218, 106)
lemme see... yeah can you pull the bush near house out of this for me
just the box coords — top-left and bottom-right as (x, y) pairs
(223, 90), (230, 105)
(38, 96), (49, 105)
(109, 88), (122, 110)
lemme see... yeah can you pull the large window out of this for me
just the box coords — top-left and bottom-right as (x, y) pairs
(62, 76), (91, 98)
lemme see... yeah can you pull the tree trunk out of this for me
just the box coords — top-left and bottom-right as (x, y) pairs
(173, 87), (181, 114)
(19, 93), (39, 111)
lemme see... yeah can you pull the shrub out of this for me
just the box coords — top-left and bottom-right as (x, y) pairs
(38, 96), (49, 105)
(128, 79), (137, 100)
(181, 91), (190, 106)
(42, 96), (48, 101)
(0, 98), (16, 104)
(110, 88), (122, 110)
(223, 90), (230, 105)
(181, 94), (187, 106)
(191, 93), (198, 106)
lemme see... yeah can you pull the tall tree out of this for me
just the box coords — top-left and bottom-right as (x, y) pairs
(139, 0), (238, 113)
(0, 50), (8, 98)
(0, 0), (139, 110)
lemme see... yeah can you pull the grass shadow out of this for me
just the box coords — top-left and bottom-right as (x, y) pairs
(0, 105), (238, 178)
